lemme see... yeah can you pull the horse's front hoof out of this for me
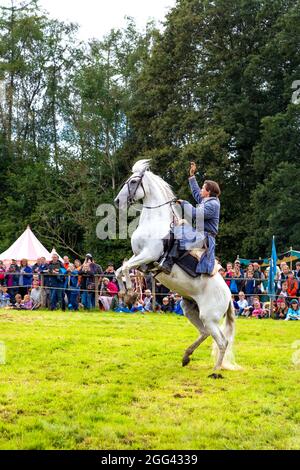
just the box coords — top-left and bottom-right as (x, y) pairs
(208, 373), (224, 379)
(182, 356), (190, 367)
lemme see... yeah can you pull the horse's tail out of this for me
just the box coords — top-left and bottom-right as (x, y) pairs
(212, 300), (242, 370)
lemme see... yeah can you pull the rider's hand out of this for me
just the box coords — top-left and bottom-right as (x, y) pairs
(189, 161), (197, 177)
(176, 199), (183, 205)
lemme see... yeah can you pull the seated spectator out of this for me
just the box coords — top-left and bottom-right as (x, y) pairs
(287, 271), (298, 299)
(273, 298), (288, 320)
(102, 277), (119, 296)
(173, 293), (184, 315)
(0, 261), (6, 286)
(21, 294), (33, 310)
(111, 292), (131, 312)
(99, 277), (118, 310)
(231, 294), (239, 315)
(237, 292), (248, 316)
(251, 297), (265, 319)
(13, 294), (23, 310)
(30, 280), (42, 310)
(131, 297), (145, 313)
(0, 286), (11, 308)
(160, 297), (173, 313)
(285, 299), (300, 321)
(142, 289), (153, 312)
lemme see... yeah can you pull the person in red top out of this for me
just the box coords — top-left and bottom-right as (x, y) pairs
(225, 262), (234, 287)
(102, 277), (119, 296)
(287, 271), (298, 298)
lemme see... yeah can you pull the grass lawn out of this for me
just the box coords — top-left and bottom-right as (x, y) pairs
(0, 309), (300, 450)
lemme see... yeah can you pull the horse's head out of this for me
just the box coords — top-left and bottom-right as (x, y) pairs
(114, 159), (151, 210)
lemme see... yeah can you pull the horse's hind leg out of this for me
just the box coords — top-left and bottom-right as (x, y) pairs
(181, 299), (209, 367)
(205, 321), (228, 370)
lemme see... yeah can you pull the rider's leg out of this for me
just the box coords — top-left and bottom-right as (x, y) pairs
(154, 239), (182, 274)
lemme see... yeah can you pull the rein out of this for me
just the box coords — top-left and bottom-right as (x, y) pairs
(143, 198), (177, 209)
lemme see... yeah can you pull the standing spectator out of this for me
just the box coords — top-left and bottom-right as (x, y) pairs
(244, 271), (255, 305)
(278, 264), (289, 290)
(85, 254), (103, 308)
(68, 263), (80, 311)
(48, 254), (64, 311)
(253, 262), (264, 296)
(233, 262), (244, 295)
(103, 263), (118, 284)
(287, 271), (298, 299)
(285, 299), (300, 321)
(32, 258), (42, 274)
(295, 262), (300, 296)
(0, 261), (6, 286)
(225, 262), (234, 288)
(19, 259), (33, 297)
(80, 263), (93, 310)
(279, 281), (289, 299)
(6, 260), (20, 302)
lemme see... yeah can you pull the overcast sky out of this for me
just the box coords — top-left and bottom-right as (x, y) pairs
(4, 0), (177, 40)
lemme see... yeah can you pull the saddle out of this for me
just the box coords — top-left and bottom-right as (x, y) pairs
(175, 248), (220, 278)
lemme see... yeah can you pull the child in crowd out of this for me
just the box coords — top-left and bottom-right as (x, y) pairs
(0, 286), (11, 308)
(285, 299), (300, 321)
(30, 279), (42, 310)
(251, 297), (265, 319)
(273, 298), (288, 320)
(173, 293), (184, 315)
(160, 297), (173, 313)
(21, 294), (33, 310)
(279, 281), (289, 298)
(237, 291), (248, 316)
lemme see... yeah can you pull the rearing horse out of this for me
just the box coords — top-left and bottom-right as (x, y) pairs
(114, 159), (240, 371)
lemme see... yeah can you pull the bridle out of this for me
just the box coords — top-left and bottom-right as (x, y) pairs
(120, 170), (178, 210)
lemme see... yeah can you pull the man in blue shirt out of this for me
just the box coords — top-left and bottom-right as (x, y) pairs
(154, 162), (221, 276)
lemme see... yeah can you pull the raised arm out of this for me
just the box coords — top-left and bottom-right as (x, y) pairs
(188, 161), (203, 204)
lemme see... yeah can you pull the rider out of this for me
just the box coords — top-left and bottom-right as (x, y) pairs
(154, 162), (221, 276)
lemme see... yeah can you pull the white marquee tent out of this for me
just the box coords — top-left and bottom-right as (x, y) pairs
(0, 226), (52, 265)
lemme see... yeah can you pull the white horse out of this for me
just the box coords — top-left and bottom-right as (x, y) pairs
(114, 159), (240, 372)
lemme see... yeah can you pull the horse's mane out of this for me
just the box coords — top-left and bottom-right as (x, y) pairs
(132, 159), (176, 202)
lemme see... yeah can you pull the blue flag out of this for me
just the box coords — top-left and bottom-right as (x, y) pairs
(267, 236), (277, 295)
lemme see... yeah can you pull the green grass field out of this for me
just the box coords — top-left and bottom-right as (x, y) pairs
(0, 309), (300, 450)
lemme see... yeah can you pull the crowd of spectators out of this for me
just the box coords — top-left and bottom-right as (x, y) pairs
(220, 259), (300, 320)
(0, 253), (184, 315)
(1, 254), (300, 320)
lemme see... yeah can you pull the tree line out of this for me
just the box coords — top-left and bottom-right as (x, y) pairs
(1, 0), (300, 266)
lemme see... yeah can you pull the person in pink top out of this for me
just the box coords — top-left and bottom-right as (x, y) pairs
(251, 298), (265, 319)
